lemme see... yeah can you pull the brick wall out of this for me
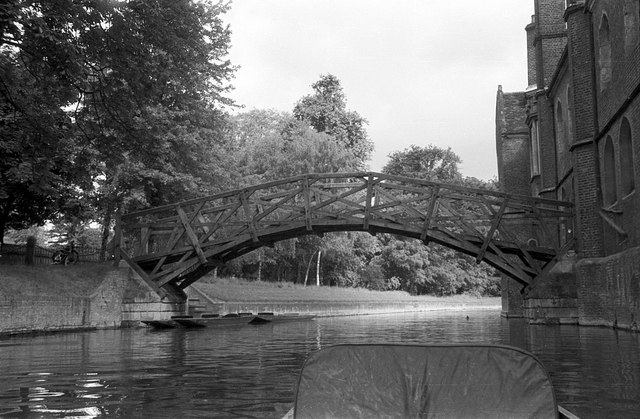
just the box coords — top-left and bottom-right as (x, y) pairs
(597, 101), (640, 254)
(495, 88), (530, 194)
(534, 0), (568, 88)
(566, 4), (605, 258)
(589, 1), (640, 256)
(526, 17), (538, 87)
(576, 245), (640, 331)
(590, 1), (640, 130)
(496, 89), (531, 315)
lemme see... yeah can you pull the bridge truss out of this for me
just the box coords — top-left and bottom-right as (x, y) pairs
(117, 172), (574, 299)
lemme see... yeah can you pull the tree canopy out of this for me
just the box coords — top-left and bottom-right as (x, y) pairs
(293, 74), (373, 169)
(0, 0), (236, 251)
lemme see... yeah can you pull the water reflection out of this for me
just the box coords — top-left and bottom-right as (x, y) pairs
(0, 311), (639, 418)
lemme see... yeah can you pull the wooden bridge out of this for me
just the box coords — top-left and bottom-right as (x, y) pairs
(116, 172), (574, 300)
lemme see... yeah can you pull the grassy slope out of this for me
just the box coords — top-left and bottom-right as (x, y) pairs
(0, 266), (500, 305)
(0, 264), (114, 298)
(194, 275), (500, 304)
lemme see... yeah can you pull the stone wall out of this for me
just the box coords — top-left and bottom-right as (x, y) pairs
(0, 294), (92, 334)
(121, 268), (185, 324)
(576, 246), (640, 331)
(0, 267), (184, 335)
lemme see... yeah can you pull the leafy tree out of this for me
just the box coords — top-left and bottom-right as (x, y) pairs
(0, 2), (88, 243)
(319, 232), (380, 287)
(379, 236), (431, 295)
(293, 74), (373, 169)
(384, 144), (462, 183)
(1, 0), (236, 255)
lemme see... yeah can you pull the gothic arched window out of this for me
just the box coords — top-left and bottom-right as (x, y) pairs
(530, 120), (541, 176)
(603, 136), (617, 206)
(566, 87), (574, 143)
(599, 14), (612, 89)
(620, 118), (635, 197)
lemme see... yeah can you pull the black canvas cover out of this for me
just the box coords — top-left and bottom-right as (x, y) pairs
(293, 344), (558, 419)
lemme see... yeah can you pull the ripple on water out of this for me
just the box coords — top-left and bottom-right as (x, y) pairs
(0, 311), (639, 418)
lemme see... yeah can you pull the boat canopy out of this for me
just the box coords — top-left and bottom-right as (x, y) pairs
(291, 344), (559, 419)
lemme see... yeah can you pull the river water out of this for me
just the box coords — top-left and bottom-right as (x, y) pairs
(1, 310), (639, 418)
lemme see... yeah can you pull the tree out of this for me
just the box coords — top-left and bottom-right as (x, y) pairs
(379, 236), (431, 295)
(224, 110), (364, 282)
(293, 74), (373, 169)
(384, 144), (462, 183)
(0, 2), (88, 242)
(1, 0), (236, 253)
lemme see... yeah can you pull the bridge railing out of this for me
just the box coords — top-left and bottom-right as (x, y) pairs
(117, 172), (574, 290)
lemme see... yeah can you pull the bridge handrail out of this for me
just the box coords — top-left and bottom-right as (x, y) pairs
(121, 172), (573, 221)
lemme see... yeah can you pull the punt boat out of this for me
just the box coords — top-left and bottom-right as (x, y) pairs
(142, 312), (315, 330)
(284, 344), (579, 419)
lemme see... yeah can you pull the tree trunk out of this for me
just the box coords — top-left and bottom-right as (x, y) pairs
(304, 252), (315, 286)
(99, 200), (114, 262)
(257, 250), (262, 282)
(0, 195), (15, 246)
(316, 250), (321, 286)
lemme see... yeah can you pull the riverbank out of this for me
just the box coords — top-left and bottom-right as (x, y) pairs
(0, 265), (500, 336)
(188, 276), (500, 317)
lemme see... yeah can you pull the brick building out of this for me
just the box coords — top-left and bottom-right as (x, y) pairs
(496, 0), (640, 330)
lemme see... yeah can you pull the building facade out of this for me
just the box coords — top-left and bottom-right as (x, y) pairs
(496, 0), (640, 330)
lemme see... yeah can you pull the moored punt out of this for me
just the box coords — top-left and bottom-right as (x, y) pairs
(249, 313), (316, 325)
(141, 320), (177, 329)
(142, 313), (315, 330)
(284, 344), (580, 419)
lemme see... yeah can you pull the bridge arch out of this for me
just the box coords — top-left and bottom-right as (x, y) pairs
(117, 172), (574, 300)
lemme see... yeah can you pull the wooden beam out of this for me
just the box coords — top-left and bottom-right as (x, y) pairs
(240, 190), (260, 243)
(140, 226), (150, 256)
(177, 206), (208, 265)
(476, 198), (508, 263)
(155, 257), (201, 287)
(420, 186), (440, 242)
(119, 251), (168, 299)
(304, 177), (313, 231)
(198, 200), (242, 244)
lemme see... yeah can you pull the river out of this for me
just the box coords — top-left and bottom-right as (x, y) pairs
(1, 310), (639, 418)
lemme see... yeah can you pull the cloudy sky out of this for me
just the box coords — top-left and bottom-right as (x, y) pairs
(223, 1), (534, 180)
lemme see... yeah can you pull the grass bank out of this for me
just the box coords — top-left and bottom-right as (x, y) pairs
(0, 265), (500, 309)
(0, 264), (115, 298)
(194, 275), (500, 306)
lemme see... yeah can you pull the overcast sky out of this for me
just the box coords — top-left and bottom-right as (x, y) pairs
(223, 1), (534, 180)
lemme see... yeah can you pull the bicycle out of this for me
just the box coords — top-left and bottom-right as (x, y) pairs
(52, 242), (79, 265)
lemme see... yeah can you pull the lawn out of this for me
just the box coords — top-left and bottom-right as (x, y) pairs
(0, 264), (500, 306)
(194, 275), (500, 304)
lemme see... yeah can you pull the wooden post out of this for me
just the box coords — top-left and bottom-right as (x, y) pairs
(25, 236), (36, 266)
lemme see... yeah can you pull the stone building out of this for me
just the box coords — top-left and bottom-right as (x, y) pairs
(496, 0), (640, 330)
